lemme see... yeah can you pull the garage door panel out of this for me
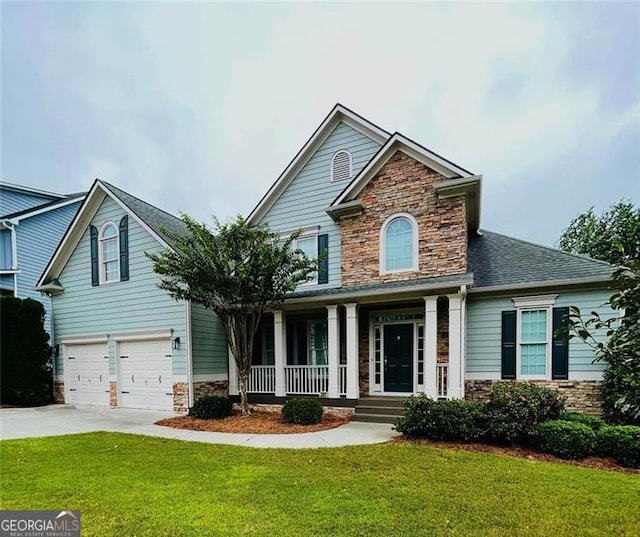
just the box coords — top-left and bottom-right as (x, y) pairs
(118, 339), (173, 411)
(66, 343), (109, 406)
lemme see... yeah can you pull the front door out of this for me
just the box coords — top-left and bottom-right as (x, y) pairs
(384, 324), (413, 392)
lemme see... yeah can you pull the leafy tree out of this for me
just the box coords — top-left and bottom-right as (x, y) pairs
(147, 215), (315, 414)
(0, 296), (52, 406)
(558, 201), (640, 265)
(566, 258), (640, 425)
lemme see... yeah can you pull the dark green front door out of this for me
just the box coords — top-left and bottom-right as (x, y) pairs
(384, 324), (413, 392)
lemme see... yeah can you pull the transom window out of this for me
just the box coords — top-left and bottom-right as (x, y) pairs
(99, 223), (119, 283)
(331, 150), (352, 182)
(380, 214), (418, 273)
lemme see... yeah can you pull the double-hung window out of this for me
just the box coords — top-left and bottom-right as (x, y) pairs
(513, 296), (556, 379)
(308, 321), (328, 366)
(99, 223), (119, 283)
(295, 234), (318, 284)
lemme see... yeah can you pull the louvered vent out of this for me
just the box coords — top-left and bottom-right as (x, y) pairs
(331, 150), (352, 181)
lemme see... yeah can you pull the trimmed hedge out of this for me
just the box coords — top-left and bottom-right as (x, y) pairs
(560, 412), (606, 431)
(483, 383), (566, 444)
(189, 396), (233, 420)
(281, 398), (323, 425)
(396, 396), (484, 441)
(535, 420), (596, 460)
(597, 425), (640, 468)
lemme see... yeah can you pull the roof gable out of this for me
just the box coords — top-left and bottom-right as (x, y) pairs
(247, 103), (390, 225)
(37, 180), (185, 287)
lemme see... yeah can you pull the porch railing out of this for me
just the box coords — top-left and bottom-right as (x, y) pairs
(285, 365), (329, 395)
(339, 364), (347, 396)
(247, 365), (276, 393)
(437, 363), (448, 398)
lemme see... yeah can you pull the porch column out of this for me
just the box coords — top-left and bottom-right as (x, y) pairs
(326, 305), (340, 398)
(274, 310), (286, 397)
(228, 345), (239, 396)
(345, 303), (359, 399)
(424, 296), (438, 398)
(447, 294), (464, 399)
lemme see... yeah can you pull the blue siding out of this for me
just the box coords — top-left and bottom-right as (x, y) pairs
(0, 274), (14, 292)
(15, 202), (81, 337)
(259, 122), (381, 288)
(466, 289), (614, 377)
(52, 196), (188, 376)
(0, 188), (57, 215)
(191, 303), (228, 375)
(0, 229), (12, 270)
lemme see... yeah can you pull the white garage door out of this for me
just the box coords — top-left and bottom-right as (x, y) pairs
(118, 339), (174, 411)
(66, 343), (110, 406)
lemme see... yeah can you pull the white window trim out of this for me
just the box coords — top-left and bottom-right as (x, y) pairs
(379, 213), (419, 275)
(99, 221), (120, 284)
(295, 232), (318, 285)
(330, 149), (353, 182)
(513, 295), (557, 380)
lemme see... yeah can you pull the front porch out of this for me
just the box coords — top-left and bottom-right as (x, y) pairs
(229, 291), (466, 402)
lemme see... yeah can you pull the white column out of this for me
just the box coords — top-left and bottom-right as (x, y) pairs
(447, 294), (463, 399)
(274, 310), (286, 397)
(228, 345), (239, 396)
(345, 303), (359, 399)
(326, 305), (340, 398)
(424, 296), (438, 398)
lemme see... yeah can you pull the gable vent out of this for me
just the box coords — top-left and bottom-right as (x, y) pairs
(331, 150), (352, 182)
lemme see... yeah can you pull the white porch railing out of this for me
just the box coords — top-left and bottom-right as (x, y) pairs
(339, 364), (347, 396)
(437, 363), (448, 398)
(285, 365), (329, 395)
(247, 365), (276, 393)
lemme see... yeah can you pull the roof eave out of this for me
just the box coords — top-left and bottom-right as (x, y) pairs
(434, 175), (482, 231)
(468, 275), (613, 296)
(325, 200), (364, 222)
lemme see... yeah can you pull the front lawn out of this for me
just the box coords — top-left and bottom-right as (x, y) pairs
(1, 433), (638, 536)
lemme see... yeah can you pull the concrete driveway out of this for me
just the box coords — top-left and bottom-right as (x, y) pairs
(0, 404), (399, 448)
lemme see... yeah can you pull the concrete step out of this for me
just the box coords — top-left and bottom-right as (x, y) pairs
(357, 397), (406, 408)
(354, 405), (404, 416)
(351, 413), (399, 425)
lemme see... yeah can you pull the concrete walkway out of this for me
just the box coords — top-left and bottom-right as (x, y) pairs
(0, 405), (400, 448)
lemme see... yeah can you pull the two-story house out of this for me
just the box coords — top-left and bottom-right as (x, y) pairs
(39, 105), (614, 417)
(0, 182), (85, 336)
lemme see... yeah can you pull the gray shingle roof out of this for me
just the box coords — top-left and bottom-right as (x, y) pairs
(100, 181), (187, 250)
(468, 230), (614, 289)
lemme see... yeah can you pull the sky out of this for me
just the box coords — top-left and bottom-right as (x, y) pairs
(2, 2), (638, 248)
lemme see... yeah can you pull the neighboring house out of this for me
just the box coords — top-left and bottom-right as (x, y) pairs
(37, 180), (227, 411)
(0, 182), (85, 336)
(239, 104), (614, 417)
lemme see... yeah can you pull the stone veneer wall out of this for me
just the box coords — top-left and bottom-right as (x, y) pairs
(340, 150), (468, 287)
(109, 382), (117, 408)
(465, 380), (603, 416)
(173, 382), (188, 413)
(193, 380), (228, 400)
(54, 381), (65, 404)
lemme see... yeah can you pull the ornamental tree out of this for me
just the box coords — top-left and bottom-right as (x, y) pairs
(147, 215), (315, 414)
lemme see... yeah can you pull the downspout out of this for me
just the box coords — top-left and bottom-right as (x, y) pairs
(185, 300), (194, 408)
(460, 284), (467, 399)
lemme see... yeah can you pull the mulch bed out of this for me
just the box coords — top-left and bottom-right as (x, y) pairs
(156, 410), (350, 434)
(391, 436), (640, 474)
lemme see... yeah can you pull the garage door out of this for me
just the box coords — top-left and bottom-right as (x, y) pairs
(118, 339), (174, 411)
(66, 343), (110, 406)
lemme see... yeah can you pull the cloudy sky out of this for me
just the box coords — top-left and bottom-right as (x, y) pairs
(2, 2), (638, 247)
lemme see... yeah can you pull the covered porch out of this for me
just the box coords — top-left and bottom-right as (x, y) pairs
(229, 281), (468, 403)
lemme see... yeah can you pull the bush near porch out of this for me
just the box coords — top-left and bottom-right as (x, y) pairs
(396, 382), (640, 468)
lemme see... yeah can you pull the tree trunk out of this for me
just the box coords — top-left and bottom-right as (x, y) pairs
(238, 372), (250, 415)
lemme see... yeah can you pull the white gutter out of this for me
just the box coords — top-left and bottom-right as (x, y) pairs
(467, 275), (612, 295)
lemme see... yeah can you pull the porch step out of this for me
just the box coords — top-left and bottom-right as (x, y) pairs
(351, 413), (399, 425)
(352, 396), (406, 424)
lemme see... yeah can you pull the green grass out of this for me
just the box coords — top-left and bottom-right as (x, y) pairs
(1, 433), (638, 536)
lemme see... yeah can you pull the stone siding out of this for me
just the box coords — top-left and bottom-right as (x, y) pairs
(465, 380), (603, 415)
(109, 382), (117, 408)
(173, 382), (188, 413)
(246, 403), (354, 416)
(193, 380), (229, 400)
(341, 150), (467, 287)
(54, 381), (65, 404)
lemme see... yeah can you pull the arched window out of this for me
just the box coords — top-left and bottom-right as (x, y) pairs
(331, 150), (352, 182)
(380, 214), (418, 273)
(99, 222), (119, 283)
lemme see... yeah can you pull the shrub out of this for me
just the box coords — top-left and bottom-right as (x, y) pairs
(0, 296), (52, 407)
(396, 396), (484, 441)
(535, 420), (596, 460)
(560, 412), (606, 431)
(601, 366), (640, 426)
(483, 382), (566, 444)
(597, 425), (640, 468)
(281, 398), (323, 425)
(189, 396), (233, 420)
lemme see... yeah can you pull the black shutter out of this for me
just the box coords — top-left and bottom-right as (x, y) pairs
(90, 225), (99, 287)
(317, 233), (329, 285)
(552, 307), (570, 380)
(501, 310), (517, 379)
(119, 215), (129, 281)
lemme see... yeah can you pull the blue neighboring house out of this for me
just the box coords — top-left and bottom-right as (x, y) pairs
(0, 182), (85, 337)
